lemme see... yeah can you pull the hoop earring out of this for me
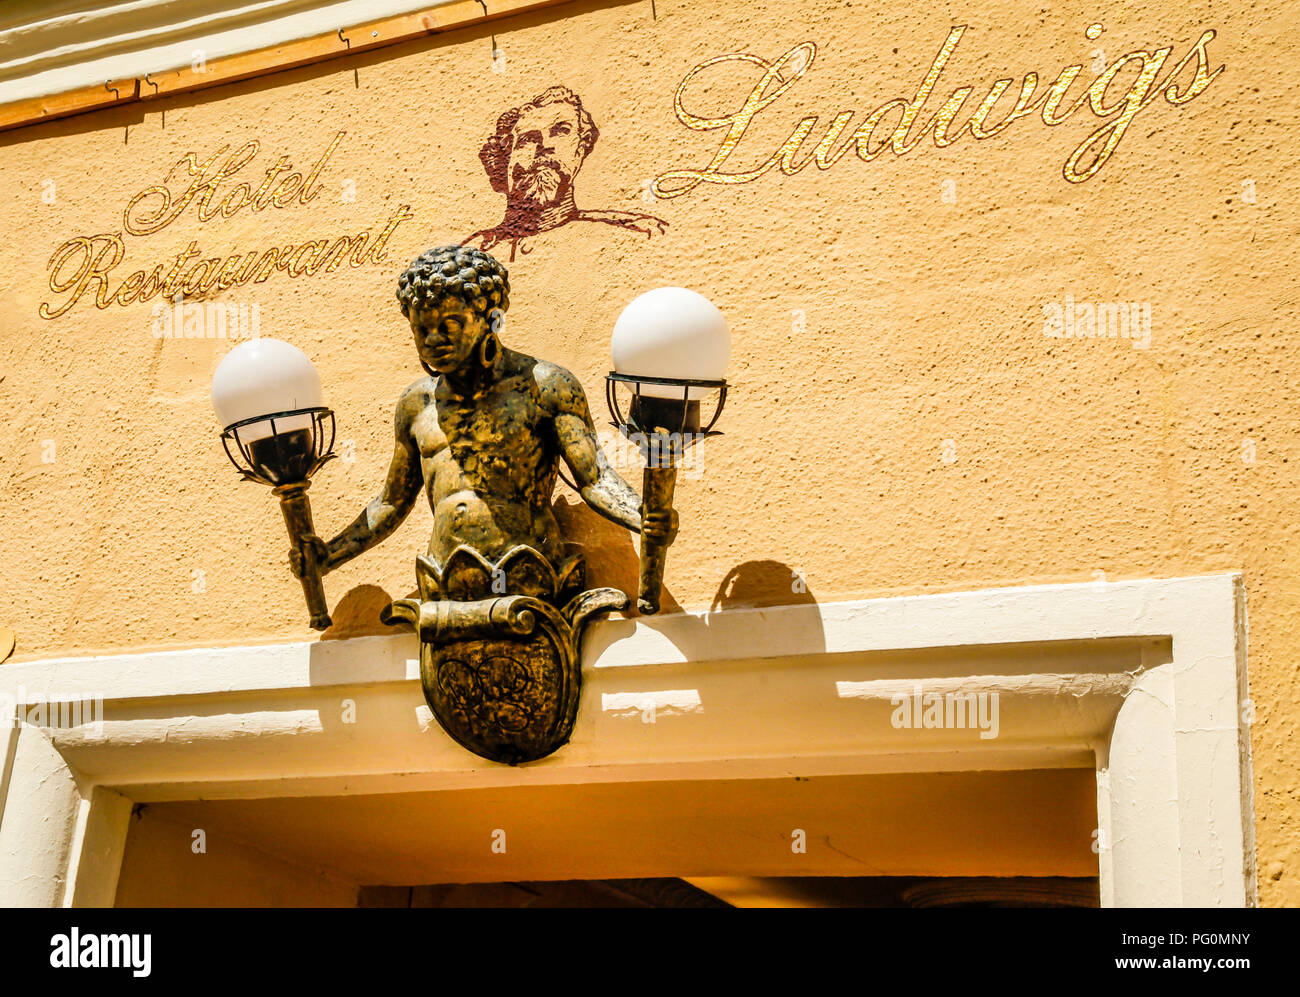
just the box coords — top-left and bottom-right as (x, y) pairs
(479, 332), (499, 368)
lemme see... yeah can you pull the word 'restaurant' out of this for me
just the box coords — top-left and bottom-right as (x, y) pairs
(41, 131), (413, 319)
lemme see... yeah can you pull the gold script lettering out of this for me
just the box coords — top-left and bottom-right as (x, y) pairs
(651, 44), (817, 198)
(123, 131), (346, 236)
(654, 25), (1224, 196)
(41, 207), (414, 318)
(42, 131), (411, 318)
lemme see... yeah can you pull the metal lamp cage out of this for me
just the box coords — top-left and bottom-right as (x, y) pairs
(605, 373), (727, 439)
(220, 406), (337, 486)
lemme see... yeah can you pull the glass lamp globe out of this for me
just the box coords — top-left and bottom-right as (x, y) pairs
(608, 287), (729, 442)
(212, 338), (324, 441)
(611, 287), (730, 400)
(212, 338), (333, 486)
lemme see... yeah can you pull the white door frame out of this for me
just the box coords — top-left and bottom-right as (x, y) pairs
(0, 572), (1255, 907)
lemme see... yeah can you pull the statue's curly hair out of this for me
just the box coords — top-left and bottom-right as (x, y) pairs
(479, 86), (599, 194)
(396, 245), (510, 321)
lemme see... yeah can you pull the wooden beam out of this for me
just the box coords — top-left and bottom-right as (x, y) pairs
(0, 78), (140, 134)
(0, 0), (571, 135)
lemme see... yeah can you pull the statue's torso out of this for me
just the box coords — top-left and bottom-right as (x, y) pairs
(409, 358), (564, 567)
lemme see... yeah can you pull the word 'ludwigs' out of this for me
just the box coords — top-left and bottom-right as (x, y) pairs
(653, 23), (1223, 197)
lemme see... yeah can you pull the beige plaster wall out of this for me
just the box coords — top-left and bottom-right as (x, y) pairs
(0, 0), (1295, 902)
(115, 805), (358, 907)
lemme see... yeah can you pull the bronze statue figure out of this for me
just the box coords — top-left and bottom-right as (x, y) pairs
(464, 86), (668, 260)
(291, 245), (676, 764)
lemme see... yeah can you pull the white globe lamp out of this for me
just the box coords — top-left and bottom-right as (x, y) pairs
(211, 338), (336, 631)
(606, 287), (731, 616)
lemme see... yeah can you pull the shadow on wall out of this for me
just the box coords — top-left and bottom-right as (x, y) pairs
(320, 583), (398, 640)
(551, 493), (646, 606)
(314, 536), (827, 666)
(553, 497), (824, 621)
(710, 559), (818, 614)
(581, 557), (826, 666)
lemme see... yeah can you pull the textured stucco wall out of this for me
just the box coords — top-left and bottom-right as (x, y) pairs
(0, 0), (1295, 903)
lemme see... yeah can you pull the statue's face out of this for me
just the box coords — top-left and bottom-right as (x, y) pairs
(508, 101), (585, 206)
(410, 301), (492, 375)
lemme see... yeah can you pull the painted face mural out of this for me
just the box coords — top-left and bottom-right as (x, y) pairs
(507, 99), (584, 206)
(464, 85), (668, 260)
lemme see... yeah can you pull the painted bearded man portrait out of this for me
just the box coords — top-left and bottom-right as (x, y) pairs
(464, 85), (668, 260)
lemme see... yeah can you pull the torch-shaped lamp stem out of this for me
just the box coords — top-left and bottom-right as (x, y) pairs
(638, 461), (677, 615)
(273, 481), (331, 630)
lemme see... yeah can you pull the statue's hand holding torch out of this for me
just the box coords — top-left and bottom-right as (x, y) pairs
(638, 469), (679, 614)
(285, 519), (332, 630)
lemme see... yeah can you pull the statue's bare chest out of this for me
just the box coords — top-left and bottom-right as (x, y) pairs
(411, 377), (551, 479)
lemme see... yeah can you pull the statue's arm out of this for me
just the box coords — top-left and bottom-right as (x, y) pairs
(542, 363), (676, 546)
(542, 362), (643, 533)
(292, 380), (426, 577)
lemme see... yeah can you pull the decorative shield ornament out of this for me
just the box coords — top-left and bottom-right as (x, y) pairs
(383, 546), (627, 764)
